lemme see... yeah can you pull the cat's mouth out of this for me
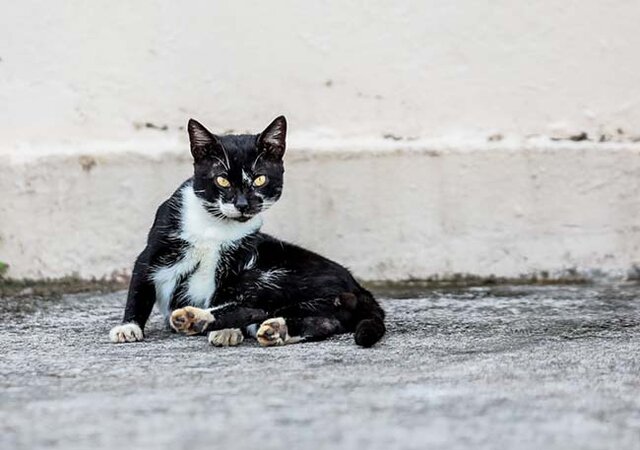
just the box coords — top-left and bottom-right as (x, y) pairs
(233, 214), (254, 222)
(218, 210), (255, 222)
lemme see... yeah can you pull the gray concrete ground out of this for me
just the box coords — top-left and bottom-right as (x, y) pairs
(1, 284), (639, 450)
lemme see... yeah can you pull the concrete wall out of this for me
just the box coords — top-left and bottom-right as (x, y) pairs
(2, 139), (639, 281)
(1, 1), (639, 281)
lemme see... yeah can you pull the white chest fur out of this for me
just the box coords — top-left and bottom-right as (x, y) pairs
(152, 185), (262, 317)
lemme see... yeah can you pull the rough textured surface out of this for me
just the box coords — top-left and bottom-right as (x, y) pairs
(2, 284), (639, 450)
(2, 142), (640, 281)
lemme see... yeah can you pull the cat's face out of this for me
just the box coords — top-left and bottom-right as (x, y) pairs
(187, 116), (286, 222)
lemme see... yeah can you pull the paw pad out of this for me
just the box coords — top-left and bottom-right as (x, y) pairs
(256, 317), (289, 346)
(170, 306), (215, 335)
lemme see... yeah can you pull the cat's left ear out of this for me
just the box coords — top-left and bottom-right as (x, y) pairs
(258, 116), (287, 160)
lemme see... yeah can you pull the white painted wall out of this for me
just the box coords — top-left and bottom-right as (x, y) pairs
(1, 0), (639, 146)
(1, 1), (639, 281)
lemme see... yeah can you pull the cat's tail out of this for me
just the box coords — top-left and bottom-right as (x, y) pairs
(339, 290), (386, 347)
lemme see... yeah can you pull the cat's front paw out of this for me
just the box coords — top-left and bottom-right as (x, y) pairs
(256, 317), (295, 346)
(109, 323), (144, 343)
(208, 328), (244, 347)
(170, 306), (215, 335)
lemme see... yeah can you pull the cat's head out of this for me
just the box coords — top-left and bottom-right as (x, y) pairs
(187, 116), (286, 222)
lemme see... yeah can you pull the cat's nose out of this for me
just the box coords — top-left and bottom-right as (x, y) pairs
(235, 195), (250, 213)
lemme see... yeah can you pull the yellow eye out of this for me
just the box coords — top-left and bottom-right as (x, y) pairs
(215, 176), (230, 188)
(253, 175), (267, 187)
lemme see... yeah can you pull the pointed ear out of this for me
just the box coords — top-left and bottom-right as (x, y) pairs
(258, 115), (287, 160)
(187, 119), (223, 161)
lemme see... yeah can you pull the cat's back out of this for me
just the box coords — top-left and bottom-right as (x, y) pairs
(255, 233), (354, 275)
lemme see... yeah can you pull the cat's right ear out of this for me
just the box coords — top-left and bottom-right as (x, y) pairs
(187, 119), (223, 161)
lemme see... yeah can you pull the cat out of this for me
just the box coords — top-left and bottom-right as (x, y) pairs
(109, 116), (386, 347)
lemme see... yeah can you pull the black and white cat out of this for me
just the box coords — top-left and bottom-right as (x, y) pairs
(109, 116), (385, 347)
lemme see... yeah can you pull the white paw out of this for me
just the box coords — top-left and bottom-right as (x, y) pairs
(208, 328), (244, 347)
(109, 323), (143, 343)
(256, 317), (290, 347)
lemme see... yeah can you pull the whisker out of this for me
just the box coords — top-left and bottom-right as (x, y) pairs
(211, 155), (230, 171)
(252, 152), (266, 170)
(220, 145), (231, 171)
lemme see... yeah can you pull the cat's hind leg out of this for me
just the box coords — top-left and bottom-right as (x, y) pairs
(255, 316), (344, 347)
(255, 291), (385, 347)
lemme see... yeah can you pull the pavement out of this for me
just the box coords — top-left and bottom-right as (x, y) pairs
(1, 284), (639, 450)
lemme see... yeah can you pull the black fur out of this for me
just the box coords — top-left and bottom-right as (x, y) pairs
(118, 116), (386, 347)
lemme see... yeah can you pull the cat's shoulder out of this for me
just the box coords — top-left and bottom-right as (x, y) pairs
(153, 178), (193, 218)
(146, 178), (193, 242)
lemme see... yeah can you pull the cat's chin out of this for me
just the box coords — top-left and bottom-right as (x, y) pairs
(228, 214), (255, 223)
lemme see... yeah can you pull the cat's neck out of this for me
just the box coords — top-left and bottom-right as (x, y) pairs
(178, 183), (262, 246)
